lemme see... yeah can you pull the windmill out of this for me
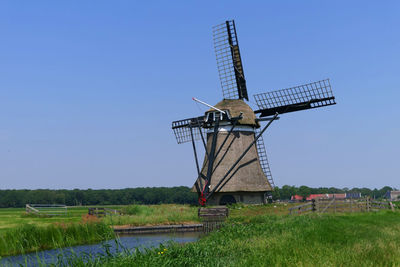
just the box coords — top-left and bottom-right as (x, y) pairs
(172, 20), (336, 206)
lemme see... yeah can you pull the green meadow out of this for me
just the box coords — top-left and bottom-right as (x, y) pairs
(0, 205), (199, 232)
(0, 203), (399, 266)
(53, 211), (400, 266)
(0, 207), (87, 232)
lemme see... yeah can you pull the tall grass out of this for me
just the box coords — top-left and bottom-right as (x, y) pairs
(121, 204), (153, 216)
(0, 222), (114, 256)
(59, 211), (400, 266)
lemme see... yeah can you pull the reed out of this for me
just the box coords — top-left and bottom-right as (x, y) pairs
(0, 221), (114, 257)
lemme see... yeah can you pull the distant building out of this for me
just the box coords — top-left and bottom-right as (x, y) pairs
(291, 192), (361, 201)
(334, 193), (347, 199)
(346, 192), (362, 199)
(306, 193), (346, 201)
(291, 195), (304, 202)
(306, 194), (330, 200)
(385, 191), (400, 201)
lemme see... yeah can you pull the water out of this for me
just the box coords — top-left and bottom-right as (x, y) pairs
(0, 232), (201, 267)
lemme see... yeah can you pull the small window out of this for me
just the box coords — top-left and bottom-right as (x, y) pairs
(205, 110), (231, 123)
(206, 112), (214, 123)
(221, 110), (231, 120)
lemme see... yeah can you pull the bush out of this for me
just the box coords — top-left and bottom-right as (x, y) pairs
(122, 205), (153, 216)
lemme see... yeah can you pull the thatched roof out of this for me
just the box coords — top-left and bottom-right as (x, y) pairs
(207, 99), (259, 128)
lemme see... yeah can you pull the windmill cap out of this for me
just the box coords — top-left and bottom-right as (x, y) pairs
(206, 99), (260, 128)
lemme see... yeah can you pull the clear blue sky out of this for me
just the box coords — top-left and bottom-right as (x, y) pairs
(0, 1), (399, 190)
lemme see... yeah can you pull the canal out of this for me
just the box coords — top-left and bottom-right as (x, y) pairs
(1, 232), (201, 266)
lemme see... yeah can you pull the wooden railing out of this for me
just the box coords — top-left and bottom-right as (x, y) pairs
(88, 207), (122, 217)
(26, 204), (67, 216)
(289, 198), (395, 215)
(198, 206), (229, 233)
(288, 202), (314, 215)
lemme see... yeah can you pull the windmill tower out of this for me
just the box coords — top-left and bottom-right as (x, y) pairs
(172, 20), (336, 206)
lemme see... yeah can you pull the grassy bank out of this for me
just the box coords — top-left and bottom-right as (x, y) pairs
(0, 221), (114, 256)
(105, 204), (199, 226)
(61, 211), (400, 266)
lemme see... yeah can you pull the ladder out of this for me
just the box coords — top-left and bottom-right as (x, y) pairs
(255, 130), (275, 188)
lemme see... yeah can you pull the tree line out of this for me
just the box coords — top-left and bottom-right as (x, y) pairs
(0, 185), (396, 208)
(0, 187), (197, 208)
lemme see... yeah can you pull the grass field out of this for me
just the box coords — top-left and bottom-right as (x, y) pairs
(51, 211), (400, 266)
(0, 203), (295, 231)
(0, 202), (398, 262)
(0, 205), (199, 232)
(0, 207), (88, 231)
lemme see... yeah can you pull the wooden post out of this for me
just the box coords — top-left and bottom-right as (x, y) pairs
(350, 198), (353, 213)
(334, 197), (336, 213)
(367, 197), (370, 212)
(364, 198), (367, 212)
(389, 202), (395, 212)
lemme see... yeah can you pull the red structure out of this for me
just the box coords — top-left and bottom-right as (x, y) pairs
(291, 195), (304, 201)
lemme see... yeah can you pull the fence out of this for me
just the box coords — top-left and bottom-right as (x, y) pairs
(198, 206), (229, 233)
(88, 207), (122, 217)
(26, 204), (67, 216)
(289, 198), (395, 215)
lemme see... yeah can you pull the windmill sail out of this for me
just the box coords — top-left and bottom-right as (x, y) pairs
(213, 20), (248, 101)
(255, 129), (275, 188)
(254, 79), (336, 117)
(172, 116), (206, 144)
(169, 20), (338, 206)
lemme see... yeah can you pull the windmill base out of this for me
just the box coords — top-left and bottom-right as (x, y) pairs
(207, 192), (269, 206)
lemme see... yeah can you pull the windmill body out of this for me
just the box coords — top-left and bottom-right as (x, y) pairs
(172, 20), (336, 206)
(192, 99), (272, 205)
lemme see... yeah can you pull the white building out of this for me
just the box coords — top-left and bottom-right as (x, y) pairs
(386, 191), (400, 201)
